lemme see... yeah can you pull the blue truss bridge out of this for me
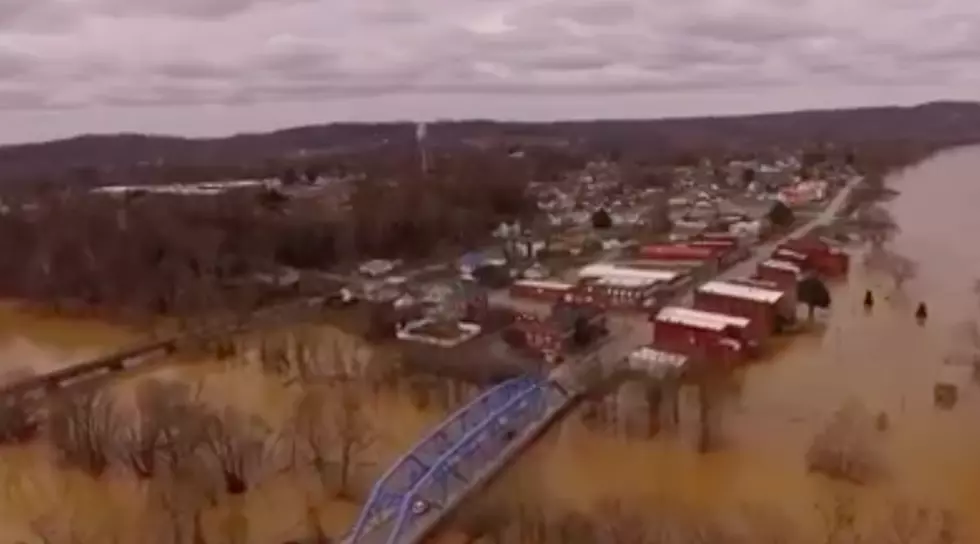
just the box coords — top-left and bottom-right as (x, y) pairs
(343, 375), (577, 544)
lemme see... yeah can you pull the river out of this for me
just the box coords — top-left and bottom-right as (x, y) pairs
(4, 148), (980, 540)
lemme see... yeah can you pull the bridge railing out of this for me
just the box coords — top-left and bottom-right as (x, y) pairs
(382, 380), (555, 544)
(346, 376), (537, 541)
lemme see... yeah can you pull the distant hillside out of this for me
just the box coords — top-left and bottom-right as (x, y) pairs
(4, 101), (980, 185)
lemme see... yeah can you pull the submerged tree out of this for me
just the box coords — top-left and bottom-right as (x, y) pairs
(197, 407), (277, 496)
(116, 379), (206, 480)
(591, 208), (613, 230)
(798, 275), (832, 319)
(288, 386), (334, 490)
(806, 402), (883, 485)
(45, 390), (119, 477)
(767, 201), (795, 228)
(328, 378), (375, 498)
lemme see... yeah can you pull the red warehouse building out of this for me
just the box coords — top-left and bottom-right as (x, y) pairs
(652, 306), (747, 364)
(757, 259), (802, 304)
(689, 239), (746, 267)
(693, 281), (790, 345)
(730, 277), (798, 318)
(509, 279), (574, 303)
(779, 238), (850, 278)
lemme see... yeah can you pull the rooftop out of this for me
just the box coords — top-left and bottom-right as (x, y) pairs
(579, 263), (679, 283)
(639, 244), (718, 258)
(587, 276), (659, 288)
(513, 279), (573, 291)
(774, 248), (808, 261)
(760, 259), (802, 275)
(698, 281), (784, 304)
(628, 347), (689, 378)
(656, 306), (751, 331)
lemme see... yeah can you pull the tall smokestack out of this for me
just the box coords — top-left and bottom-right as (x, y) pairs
(416, 122), (428, 175)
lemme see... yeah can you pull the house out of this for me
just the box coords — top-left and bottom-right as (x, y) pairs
(693, 281), (789, 346)
(652, 306), (747, 363)
(359, 259), (398, 278)
(459, 251), (491, 276)
(511, 303), (607, 362)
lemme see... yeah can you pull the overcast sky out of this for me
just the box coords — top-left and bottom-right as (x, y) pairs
(1, 0), (978, 144)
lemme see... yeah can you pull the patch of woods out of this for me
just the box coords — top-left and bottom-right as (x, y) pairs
(0, 328), (485, 543)
(0, 148), (538, 320)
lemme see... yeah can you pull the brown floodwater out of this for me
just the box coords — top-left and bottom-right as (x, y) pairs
(0, 309), (449, 541)
(0, 302), (142, 380)
(478, 147), (980, 537)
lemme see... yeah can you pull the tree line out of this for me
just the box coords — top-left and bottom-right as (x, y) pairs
(0, 149), (538, 320)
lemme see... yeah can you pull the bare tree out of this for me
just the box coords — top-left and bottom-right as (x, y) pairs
(592, 499), (650, 544)
(192, 407), (282, 544)
(257, 335), (294, 379)
(815, 493), (861, 544)
(287, 386), (334, 490)
(327, 378), (375, 498)
(27, 510), (84, 544)
(115, 379), (206, 480)
(196, 407), (278, 496)
(806, 402), (883, 485)
(46, 389), (119, 477)
(0, 368), (40, 444)
(867, 502), (960, 544)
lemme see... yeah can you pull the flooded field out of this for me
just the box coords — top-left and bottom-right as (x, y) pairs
(476, 146), (980, 537)
(0, 309), (451, 541)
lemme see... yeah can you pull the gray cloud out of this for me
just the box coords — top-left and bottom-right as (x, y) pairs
(0, 0), (975, 137)
(91, 0), (315, 19)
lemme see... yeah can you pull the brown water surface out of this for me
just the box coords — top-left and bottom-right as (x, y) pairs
(0, 302), (140, 379)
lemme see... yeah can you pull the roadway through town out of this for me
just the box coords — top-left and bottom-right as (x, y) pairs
(678, 175), (862, 305)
